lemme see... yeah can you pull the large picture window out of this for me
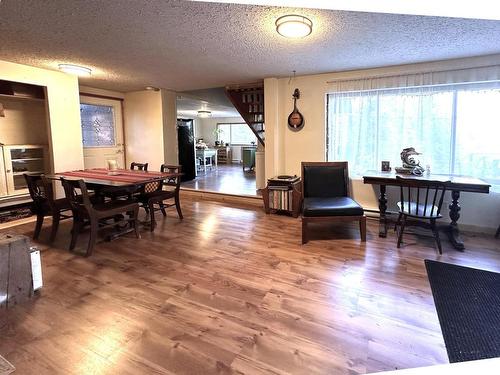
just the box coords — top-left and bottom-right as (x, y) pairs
(327, 84), (500, 191)
(217, 123), (256, 145)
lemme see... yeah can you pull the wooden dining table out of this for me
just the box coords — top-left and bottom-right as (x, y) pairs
(47, 168), (180, 196)
(363, 171), (491, 251)
(46, 168), (182, 239)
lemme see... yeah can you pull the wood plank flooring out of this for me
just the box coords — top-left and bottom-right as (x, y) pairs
(182, 164), (257, 196)
(0, 198), (499, 375)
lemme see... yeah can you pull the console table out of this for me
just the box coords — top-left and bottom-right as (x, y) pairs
(363, 171), (490, 250)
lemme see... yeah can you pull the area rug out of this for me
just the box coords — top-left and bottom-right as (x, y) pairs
(425, 259), (500, 363)
(0, 207), (32, 224)
(0, 354), (15, 375)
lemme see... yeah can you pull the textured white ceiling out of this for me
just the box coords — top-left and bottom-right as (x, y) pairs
(1, 0), (499, 92)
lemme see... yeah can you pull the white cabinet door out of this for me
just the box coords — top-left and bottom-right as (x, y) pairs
(3, 145), (47, 196)
(0, 147), (7, 197)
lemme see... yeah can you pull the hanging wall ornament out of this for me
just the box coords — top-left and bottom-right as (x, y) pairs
(287, 88), (304, 131)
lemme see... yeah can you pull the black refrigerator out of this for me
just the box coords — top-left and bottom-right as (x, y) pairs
(177, 119), (196, 181)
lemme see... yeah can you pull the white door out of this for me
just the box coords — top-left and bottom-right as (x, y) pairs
(79, 96), (125, 169)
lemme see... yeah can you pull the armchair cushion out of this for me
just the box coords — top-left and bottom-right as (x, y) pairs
(303, 165), (348, 198)
(302, 197), (364, 217)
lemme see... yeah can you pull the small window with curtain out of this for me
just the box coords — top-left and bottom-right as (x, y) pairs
(326, 79), (500, 192)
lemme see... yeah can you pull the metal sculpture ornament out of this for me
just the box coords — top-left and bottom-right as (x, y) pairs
(288, 88), (304, 131)
(396, 147), (425, 176)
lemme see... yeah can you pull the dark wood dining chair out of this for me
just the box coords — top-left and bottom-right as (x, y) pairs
(24, 174), (72, 242)
(136, 165), (183, 232)
(61, 178), (140, 256)
(130, 162), (148, 171)
(495, 225), (499, 239)
(395, 176), (450, 254)
(301, 162), (366, 244)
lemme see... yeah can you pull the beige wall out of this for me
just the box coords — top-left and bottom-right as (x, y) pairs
(162, 90), (178, 165)
(0, 97), (49, 146)
(264, 54), (500, 232)
(0, 59), (83, 173)
(123, 90), (165, 171)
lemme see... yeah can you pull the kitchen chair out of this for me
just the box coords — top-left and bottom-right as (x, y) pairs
(136, 165), (183, 232)
(495, 225), (499, 239)
(61, 178), (140, 256)
(24, 174), (72, 242)
(395, 176), (450, 254)
(301, 162), (366, 244)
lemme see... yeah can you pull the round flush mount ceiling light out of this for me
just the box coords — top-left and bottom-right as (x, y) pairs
(276, 15), (313, 38)
(145, 86), (160, 91)
(197, 110), (212, 118)
(58, 64), (92, 76)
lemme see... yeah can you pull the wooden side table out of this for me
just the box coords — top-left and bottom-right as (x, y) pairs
(261, 179), (302, 218)
(0, 234), (35, 309)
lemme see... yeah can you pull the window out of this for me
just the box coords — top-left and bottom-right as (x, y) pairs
(217, 123), (256, 145)
(80, 104), (116, 147)
(327, 84), (500, 191)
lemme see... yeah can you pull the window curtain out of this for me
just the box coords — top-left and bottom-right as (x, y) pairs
(326, 65), (500, 192)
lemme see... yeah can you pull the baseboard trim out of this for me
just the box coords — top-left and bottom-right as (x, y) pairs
(180, 188), (262, 207)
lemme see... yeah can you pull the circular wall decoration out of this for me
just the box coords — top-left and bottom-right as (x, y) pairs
(288, 88), (304, 131)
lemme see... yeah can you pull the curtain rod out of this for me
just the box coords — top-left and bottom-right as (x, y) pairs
(326, 63), (500, 84)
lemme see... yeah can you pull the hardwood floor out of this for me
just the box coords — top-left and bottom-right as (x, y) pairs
(182, 164), (257, 196)
(1, 198), (499, 375)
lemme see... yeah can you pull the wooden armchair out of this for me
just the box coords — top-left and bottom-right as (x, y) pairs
(61, 178), (140, 256)
(24, 174), (72, 242)
(136, 165), (183, 232)
(395, 176), (450, 254)
(301, 162), (366, 244)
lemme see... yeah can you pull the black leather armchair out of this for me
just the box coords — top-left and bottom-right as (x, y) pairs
(301, 162), (366, 244)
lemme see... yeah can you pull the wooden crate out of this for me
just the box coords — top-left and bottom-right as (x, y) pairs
(0, 234), (34, 309)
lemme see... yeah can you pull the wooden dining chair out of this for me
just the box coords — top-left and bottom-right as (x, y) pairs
(130, 162), (148, 171)
(495, 225), (499, 239)
(301, 162), (366, 244)
(24, 174), (72, 242)
(136, 165), (183, 232)
(61, 178), (140, 256)
(395, 176), (450, 254)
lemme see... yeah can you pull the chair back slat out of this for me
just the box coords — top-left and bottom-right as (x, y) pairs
(396, 176), (449, 219)
(130, 162), (148, 171)
(160, 164), (182, 190)
(61, 178), (93, 213)
(24, 174), (47, 204)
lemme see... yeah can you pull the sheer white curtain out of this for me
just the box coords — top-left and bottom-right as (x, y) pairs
(327, 86), (454, 174)
(327, 83), (500, 191)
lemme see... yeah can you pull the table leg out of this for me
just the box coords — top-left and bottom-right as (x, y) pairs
(214, 152), (218, 170)
(447, 190), (465, 251)
(378, 184), (388, 238)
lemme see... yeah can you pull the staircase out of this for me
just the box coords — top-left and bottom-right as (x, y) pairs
(225, 83), (265, 146)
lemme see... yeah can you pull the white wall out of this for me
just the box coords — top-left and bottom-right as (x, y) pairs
(0, 60), (83, 174)
(264, 54), (500, 232)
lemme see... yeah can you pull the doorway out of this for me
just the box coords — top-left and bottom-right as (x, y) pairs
(79, 95), (125, 169)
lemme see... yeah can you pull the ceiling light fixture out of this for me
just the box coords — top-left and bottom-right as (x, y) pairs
(58, 64), (92, 76)
(145, 86), (160, 91)
(276, 14), (312, 38)
(197, 110), (212, 118)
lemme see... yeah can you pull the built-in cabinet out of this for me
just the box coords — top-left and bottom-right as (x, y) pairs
(0, 145), (48, 197)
